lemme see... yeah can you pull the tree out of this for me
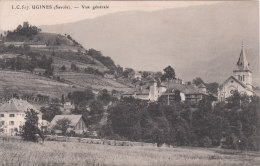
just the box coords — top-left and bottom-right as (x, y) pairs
(71, 63), (78, 71)
(161, 66), (176, 105)
(174, 90), (181, 102)
(60, 65), (66, 72)
(192, 77), (204, 86)
(88, 100), (105, 125)
(52, 118), (71, 135)
(161, 66), (175, 81)
(123, 68), (134, 78)
(40, 104), (62, 122)
(142, 71), (149, 78)
(20, 109), (41, 142)
(61, 94), (65, 105)
(70, 89), (95, 105)
(206, 82), (219, 94)
(97, 89), (111, 105)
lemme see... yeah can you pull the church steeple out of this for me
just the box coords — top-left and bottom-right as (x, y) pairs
(233, 43), (252, 89)
(236, 43), (250, 70)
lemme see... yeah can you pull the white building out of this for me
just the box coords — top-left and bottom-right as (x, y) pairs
(0, 98), (43, 136)
(218, 45), (255, 101)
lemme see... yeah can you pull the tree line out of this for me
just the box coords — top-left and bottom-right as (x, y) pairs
(99, 92), (259, 150)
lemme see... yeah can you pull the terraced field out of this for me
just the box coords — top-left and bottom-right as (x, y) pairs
(0, 70), (85, 99)
(56, 72), (132, 92)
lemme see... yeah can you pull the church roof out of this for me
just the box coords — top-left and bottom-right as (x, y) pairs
(219, 76), (254, 93)
(236, 45), (250, 70)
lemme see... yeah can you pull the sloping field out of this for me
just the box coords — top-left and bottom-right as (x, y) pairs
(56, 72), (132, 92)
(0, 70), (85, 98)
(52, 56), (107, 73)
(0, 140), (259, 166)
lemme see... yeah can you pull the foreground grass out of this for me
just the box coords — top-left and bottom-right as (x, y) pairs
(0, 141), (259, 166)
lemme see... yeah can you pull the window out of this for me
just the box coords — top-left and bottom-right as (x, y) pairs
(9, 121), (14, 125)
(0, 114), (4, 117)
(243, 75), (245, 81)
(9, 114), (15, 117)
(0, 121), (4, 125)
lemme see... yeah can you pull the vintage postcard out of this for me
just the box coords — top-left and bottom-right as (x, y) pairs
(0, 0), (259, 166)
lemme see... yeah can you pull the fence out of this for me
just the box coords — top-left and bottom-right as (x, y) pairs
(0, 135), (157, 147)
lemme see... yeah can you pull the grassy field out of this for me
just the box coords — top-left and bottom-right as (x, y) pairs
(0, 141), (259, 166)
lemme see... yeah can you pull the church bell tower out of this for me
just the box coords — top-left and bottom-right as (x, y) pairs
(233, 44), (253, 89)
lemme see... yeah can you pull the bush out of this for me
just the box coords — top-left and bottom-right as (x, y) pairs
(201, 136), (212, 148)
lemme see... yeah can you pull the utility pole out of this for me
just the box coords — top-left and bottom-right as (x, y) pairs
(167, 78), (170, 105)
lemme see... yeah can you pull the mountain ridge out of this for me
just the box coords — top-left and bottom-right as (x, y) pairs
(40, 1), (259, 86)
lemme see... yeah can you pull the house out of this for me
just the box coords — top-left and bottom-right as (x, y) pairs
(159, 81), (208, 104)
(134, 72), (142, 80)
(33, 68), (46, 75)
(122, 77), (211, 104)
(0, 98), (43, 136)
(129, 71), (142, 80)
(40, 120), (50, 132)
(122, 79), (167, 101)
(104, 73), (114, 79)
(50, 115), (87, 134)
(4, 42), (24, 47)
(218, 45), (255, 101)
(63, 101), (75, 112)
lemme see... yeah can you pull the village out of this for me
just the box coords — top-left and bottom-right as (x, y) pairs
(0, 1), (259, 165)
(0, 41), (259, 139)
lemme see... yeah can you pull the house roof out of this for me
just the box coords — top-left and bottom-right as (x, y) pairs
(0, 98), (40, 113)
(50, 115), (83, 127)
(163, 81), (207, 95)
(198, 83), (206, 88)
(136, 89), (150, 95)
(122, 89), (136, 95)
(34, 68), (46, 72)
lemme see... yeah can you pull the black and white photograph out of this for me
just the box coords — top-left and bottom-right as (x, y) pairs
(0, 0), (259, 165)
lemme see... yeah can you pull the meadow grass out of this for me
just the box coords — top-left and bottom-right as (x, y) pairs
(0, 141), (259, 166)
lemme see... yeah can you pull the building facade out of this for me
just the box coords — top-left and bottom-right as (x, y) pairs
(218, 46), (255, 101)
(0, 98), (43, 136)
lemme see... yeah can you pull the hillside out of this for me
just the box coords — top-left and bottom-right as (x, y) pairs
(55, 72), (132, 92)
(41, 1), (259, 86)
(0, 24), (133, 99)
(0, 70), (80, 99)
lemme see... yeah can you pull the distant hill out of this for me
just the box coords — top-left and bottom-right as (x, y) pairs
(41, 1), (259, 86)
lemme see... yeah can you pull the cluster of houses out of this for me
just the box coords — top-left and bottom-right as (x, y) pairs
(122, 45), (258, 104)
(0, 98), (87, 136)
(122, 78), (210, 104)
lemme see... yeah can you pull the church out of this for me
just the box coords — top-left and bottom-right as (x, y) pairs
(218, 45), (255, 101)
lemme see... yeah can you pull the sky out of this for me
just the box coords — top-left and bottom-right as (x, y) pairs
(0, 1), (221, 30)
